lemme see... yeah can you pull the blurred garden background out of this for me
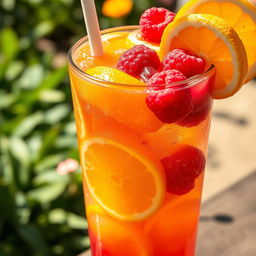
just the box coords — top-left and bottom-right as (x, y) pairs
(0, 0), (178, 255)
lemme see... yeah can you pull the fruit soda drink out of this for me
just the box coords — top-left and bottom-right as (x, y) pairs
(68, 25), (215, 256)
(67, 0), (254, 253)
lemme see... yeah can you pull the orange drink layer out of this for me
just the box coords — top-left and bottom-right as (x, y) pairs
(68, 26), (215, 256)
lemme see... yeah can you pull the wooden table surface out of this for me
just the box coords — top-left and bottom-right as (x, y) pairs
(80, 172), (256, 256)
(197, 171), (256, 256)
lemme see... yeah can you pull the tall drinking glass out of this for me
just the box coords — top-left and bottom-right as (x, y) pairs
(68, 26), (215, 256)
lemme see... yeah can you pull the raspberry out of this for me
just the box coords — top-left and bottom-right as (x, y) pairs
(161, 145), (206, 195)
(140, 7), (175, 43)
(163, 49), (206, 77)
(177, 79), (212, 127)
(117, 45), (161, 77)
(177, 101), (210, 127)
(147, 69), (186, 85)
(146, 70), (193, 123)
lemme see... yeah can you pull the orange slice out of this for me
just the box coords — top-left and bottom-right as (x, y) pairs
(80, 137), (165, 221)
(71, 66), (163, 132)
(176, 0), (256, 81)
(127, 30), (160, 52)
(160, 14), (248, 99)
(86, 65), (145, 84)
(88, 207), (152, 256)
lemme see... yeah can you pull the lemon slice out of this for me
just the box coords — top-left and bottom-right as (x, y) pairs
(127, 30), (160, 52)
(160, 14), (248, 99)
(176, 0), (256, 82)
(81, 137), (165, 221)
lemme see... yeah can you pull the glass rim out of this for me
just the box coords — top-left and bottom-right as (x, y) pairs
(68, 25), (215, 90)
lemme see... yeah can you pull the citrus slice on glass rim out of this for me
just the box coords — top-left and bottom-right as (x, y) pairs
(160, 14), (248, 99)
(80, 137), (165, 221)
(176, 0), (256, 82)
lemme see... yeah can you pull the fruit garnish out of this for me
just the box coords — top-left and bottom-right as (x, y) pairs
(177, 96), (210, 127)
(86, 65), (144, 84)
(162, 49), (206, 77)
(117, 45), (161, 78)
(78, 66), (163, 132)
(88, 211), (152, 256)
(81, 137), (165, 221)
(145, 198), (200, 256)
(127, 30), (160, 52)
(177, 78), (212, 127)
(161, 145), (205, 195)
(147, 69), (187, 85)
(146, 70), (193, 123)
(140, 7), (176, 43)
(176, 0), (256, 82)
(160, 14), (248, 99)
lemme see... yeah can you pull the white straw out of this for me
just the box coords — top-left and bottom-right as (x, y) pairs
(80, 0), (104, 56)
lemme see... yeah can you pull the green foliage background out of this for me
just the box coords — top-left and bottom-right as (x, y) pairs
(0, 0), (170, 255)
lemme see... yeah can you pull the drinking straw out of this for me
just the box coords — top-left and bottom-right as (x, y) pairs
(80, 0), (104, 56)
